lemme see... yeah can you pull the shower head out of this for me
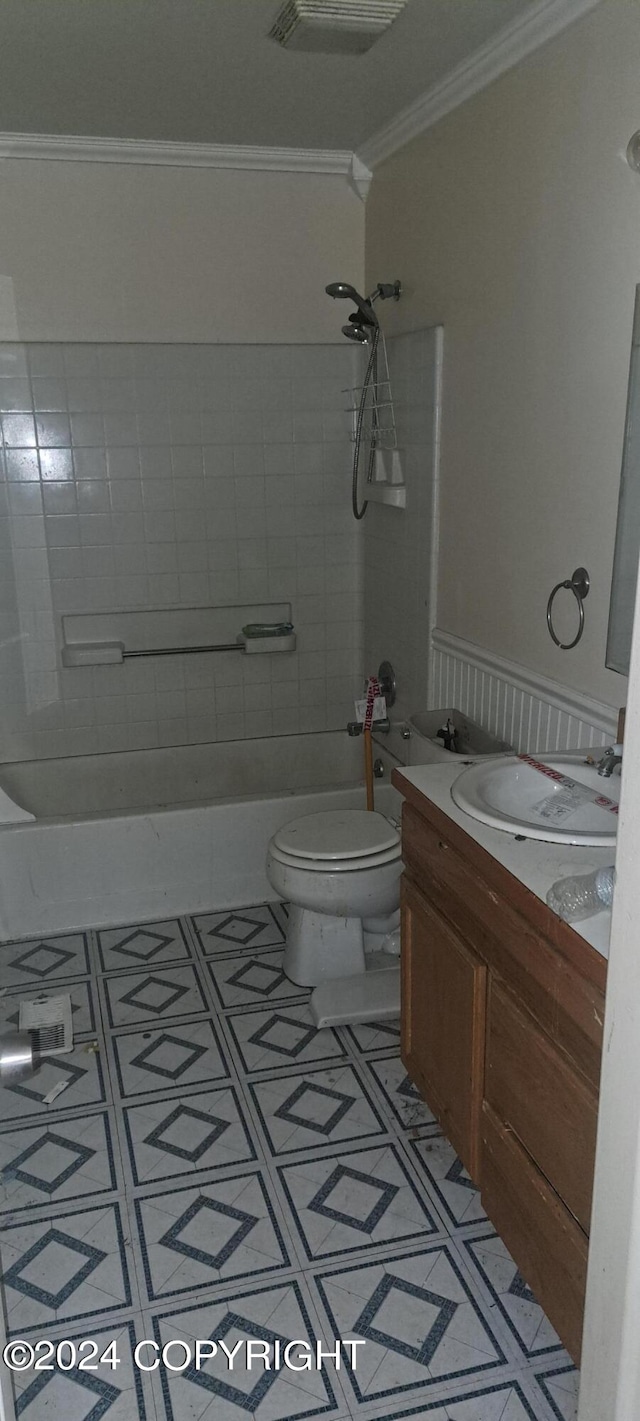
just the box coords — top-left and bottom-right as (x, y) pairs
(325, 281), (364, 301)
(325, 281), (378, 329)
(342, 322), (369, 343)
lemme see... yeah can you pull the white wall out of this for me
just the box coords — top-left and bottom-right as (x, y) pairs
(365, 0), (640, 708)
(0, 160), (364, 343)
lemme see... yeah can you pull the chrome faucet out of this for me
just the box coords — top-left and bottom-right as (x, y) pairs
(346, 718), (390, 736)
(596, 743), (623, 778)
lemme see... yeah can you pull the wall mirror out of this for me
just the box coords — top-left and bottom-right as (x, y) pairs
(606, 285), (640, 676)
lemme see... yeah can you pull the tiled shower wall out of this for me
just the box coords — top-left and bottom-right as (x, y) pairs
(364, 326), (440, 718)
(0, 341), (363, 761)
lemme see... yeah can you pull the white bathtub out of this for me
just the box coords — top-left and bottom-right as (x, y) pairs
(0, 732), (401, 940)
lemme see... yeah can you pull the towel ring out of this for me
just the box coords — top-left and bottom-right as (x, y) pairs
(546, 567), (590, 649)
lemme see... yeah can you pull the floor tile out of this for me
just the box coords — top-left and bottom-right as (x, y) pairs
(135, 1167), (293, 1301)
(313, 1243), (507, 1407)
(365, 1054), (439, 1133)
(357, 1374), (545, 1418)
(0, 932), (90, 990)
(103, 963), (209, 1028)
(226, 1002), (347, 1075)
(409, 1135), (488, 1231)
(0, 896), (571, 1420)
(0, 1043), (108, 1120)
(343, 1018), (402, 1057)
(0, 1108), (118, 1213)
(97, 917), (193, 973)
(123, 1085), (259, 1186)
(0, 978), (98, 1039)
(462, 1233), (568, 1362)
(207, 947), (309, 1011)
(249, 1063), (388, 1157)
(10, 1315), (155, 1420)
(149, 1277), (342, 1420)
(111, 1016), (230, 1098)
(534, 1363), (579, 1419)
(277, 1141), (442, 1262)
(192, 903), (285, 956)
(0, 1200), (134, 1334)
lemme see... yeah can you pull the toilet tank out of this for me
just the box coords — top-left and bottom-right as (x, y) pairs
(408, 709), (512, 764)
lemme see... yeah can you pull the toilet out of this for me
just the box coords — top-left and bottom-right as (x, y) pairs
(266, 809), (402, 986)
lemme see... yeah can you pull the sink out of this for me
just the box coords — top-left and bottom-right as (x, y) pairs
(451, 752), (619, 846)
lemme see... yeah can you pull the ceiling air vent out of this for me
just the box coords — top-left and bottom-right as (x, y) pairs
(269, 0), (408, 54)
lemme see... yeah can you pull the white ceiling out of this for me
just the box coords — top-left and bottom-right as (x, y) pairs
(0, 0), (537, 152)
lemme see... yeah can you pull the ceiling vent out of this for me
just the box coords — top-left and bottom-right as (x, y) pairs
(269, 0), (408, 54)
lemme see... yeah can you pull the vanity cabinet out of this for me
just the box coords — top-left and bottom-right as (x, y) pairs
(395, 776), (607, 1365)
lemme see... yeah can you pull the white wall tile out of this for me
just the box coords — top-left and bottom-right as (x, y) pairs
(0, 339), (363, 761)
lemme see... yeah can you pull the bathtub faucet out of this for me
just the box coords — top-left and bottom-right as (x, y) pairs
(346, 719), (390, 736)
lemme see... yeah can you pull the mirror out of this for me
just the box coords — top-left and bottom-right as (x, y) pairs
(607, 286), (640, 676)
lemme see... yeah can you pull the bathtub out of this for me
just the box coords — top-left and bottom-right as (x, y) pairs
(0, 731), (401, 940)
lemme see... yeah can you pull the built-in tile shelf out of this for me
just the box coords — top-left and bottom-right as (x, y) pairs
(61, 603), (295, 667)
(366, 447), (406, 507)
(431, 628), (620, 754)
(366, 482), (406, 508)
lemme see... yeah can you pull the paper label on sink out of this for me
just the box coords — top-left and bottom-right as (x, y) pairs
(532, 783), (594, 823)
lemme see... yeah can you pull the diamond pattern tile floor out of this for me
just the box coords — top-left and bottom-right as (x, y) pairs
(0, 902), (577, 1420)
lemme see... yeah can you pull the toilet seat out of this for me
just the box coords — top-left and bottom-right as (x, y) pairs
(268, 840), (402, 872)
(272, 810), (400, 862)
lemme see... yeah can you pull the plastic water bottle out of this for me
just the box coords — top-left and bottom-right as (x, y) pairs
(546, 866), (615, 923)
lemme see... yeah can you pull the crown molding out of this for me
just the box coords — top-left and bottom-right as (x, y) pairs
(0, 131), (356, 176)
(358, 0), (602, 170)
(348, 153), (373, 201)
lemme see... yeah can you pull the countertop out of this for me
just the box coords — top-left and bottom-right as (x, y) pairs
(393, 760), (613, 961)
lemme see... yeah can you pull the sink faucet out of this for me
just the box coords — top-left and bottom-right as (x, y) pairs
(597, 743), (623, 777)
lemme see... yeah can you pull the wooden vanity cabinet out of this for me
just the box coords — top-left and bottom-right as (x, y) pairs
(395, 773), (607, 1365)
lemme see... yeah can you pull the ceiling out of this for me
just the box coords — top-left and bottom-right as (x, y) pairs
(0, 0), (537, 152)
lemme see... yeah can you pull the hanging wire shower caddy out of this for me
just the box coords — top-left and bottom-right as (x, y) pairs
(343, 329), (398, 451)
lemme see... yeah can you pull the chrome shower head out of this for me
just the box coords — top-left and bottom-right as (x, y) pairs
(326, 281), (378, 330)
(342, 322), (369, 343)
(325, 282), (360, 300)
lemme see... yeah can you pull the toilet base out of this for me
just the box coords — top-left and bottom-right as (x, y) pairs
(283, 905), (366, 987)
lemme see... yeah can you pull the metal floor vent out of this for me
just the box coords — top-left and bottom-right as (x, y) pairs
(269, 0), (408, 53)
(18, 994), (73, 1055)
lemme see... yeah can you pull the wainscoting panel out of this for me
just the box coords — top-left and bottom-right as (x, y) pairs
(431, 630), (619, 754)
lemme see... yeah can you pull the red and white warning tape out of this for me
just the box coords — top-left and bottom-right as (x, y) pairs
(518, 753), (619, 817)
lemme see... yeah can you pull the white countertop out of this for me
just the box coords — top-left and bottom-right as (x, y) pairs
(395, 760), (613, 961)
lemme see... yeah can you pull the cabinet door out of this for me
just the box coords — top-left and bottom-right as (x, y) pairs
(486, 980), (598, 1232)
(401, 877), (487, 1179)
(482, 1102), (588, 1364)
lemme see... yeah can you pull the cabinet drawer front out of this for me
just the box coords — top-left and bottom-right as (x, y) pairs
(486, 982), (598, 1232)
(481, 1102), (588, 1365)
(401, 879), (486, 1179)
(402, 802), (604, 1088)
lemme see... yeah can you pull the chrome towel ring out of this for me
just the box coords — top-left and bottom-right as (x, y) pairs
(546, 567), (590, 649)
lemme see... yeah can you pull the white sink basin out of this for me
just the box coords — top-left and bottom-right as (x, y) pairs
(451, 753), (620, 846)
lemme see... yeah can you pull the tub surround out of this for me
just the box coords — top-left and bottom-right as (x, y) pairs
(0, 339), (363, 764)
(393, 760), (613, 960)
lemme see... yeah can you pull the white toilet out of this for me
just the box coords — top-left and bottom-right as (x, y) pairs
(266, 809), (402, 987)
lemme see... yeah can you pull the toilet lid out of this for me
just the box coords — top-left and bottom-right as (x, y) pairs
(272, 810), (400, 862)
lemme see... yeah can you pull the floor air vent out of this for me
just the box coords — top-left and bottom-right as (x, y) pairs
(18, 994), (73, 1055)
